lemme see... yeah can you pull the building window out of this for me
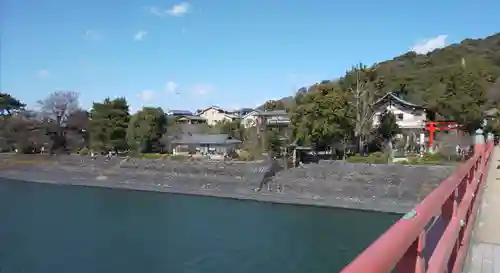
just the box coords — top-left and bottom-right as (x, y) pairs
(397, 113), (404, 120)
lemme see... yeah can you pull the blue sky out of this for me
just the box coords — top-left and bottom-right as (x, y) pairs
(1, 0), (499, 113)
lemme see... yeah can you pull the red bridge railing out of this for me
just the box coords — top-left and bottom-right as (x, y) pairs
(341, 141), (494, 273)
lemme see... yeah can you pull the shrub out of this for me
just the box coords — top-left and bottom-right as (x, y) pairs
(140, 153), (165, 159)
(422, 152), (444, 162)
(79, 147), (90, 156)
(346, 152), (389, 164)
(127, 150), (141, 158)
(237, 150), (255, 161)
(371, 151), (385, 157)
(169, 155), (188, 161)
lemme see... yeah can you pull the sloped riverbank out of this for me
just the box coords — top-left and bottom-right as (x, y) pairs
(0, 154), (456, 213)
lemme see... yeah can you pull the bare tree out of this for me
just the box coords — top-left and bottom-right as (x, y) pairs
(67, 109), (89, 131)
(37, 91), (80, 153)
(347, 65), (379, 153)
(66, 109), (90, 150)
(38, 91), (79, 127)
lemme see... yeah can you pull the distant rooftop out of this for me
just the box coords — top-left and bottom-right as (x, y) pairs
(256, 110), (288, 116)
(229, 108), (254, 113)
(167, 110), (193, 116)
(177, 115), (207, 121)
(197, 106), (231, 115)
(373, 92), (424, 109)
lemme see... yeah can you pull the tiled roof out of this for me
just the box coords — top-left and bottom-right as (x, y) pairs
(230, 107), (254, 113)
(257, 110), (288, 116)
(198, 106), (228, 115)
(374, 93), (424, 109)
(229, 108), (255, 118)
(241, 109), (289, 119)
(178, 115), (207, 121)
(172, 134), (242, 145)
(485, 108), (498, 117)
(167, 110), (193, 115)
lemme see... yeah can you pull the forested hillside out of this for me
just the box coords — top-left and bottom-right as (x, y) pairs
(265, 33), (500, 110)
(256, 32), (500, 151)
(372, 33), (500, 104)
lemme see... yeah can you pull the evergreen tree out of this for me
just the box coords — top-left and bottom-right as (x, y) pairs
(89, 97), (130, 152)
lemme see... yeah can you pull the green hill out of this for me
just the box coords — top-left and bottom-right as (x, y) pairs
(372, 32), (500, 104)
(265, 32), (500, 109)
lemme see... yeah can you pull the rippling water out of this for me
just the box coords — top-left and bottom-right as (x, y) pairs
(0, 178), (400, 273)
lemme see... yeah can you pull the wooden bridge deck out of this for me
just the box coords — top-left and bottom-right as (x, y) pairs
(466, 146), (500, 273)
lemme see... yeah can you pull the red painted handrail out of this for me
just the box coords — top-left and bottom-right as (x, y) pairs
(341, 141), (494, 273)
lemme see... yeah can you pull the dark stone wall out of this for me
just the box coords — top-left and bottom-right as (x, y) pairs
(270, 161), (456, 212)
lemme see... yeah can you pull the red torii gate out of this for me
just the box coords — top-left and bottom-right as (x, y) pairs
(425, 121), (460, 148)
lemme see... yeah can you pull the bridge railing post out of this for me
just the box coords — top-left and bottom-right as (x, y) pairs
(394, 232), (426, 273)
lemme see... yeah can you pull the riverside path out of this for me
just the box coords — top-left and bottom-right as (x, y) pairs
(466, 145), (500, 273)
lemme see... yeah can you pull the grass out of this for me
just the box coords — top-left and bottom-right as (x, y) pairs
(396, 152), (462, 166)
(346, 152), (389, 164)
(346, 151), (462, 166)
(169, 155), (190, 161)
(139, 153), (168, 159)
(0, 157), (49, 167)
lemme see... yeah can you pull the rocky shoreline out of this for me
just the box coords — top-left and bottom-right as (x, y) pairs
(0, 154), (457, 214)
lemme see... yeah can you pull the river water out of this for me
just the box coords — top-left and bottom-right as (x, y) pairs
(0, 178), (400, 273)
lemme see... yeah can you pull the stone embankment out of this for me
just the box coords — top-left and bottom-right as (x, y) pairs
(0, 155), (456, 213)
(270, 160), (456, 213)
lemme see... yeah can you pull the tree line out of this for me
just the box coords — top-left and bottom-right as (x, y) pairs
(291, 63), (499, 151)
(1, 59), (499, 157)
(260, 62), (499, 154)
(265, 33), (500, 151)
(0, 91), (287, 156)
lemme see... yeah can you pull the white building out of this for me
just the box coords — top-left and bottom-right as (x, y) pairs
(197, 106), (236, 126)
(372, 92), (427, 129)
(240, 110), (291, 128)
(228, 108), (255, 119)
(240, 110), (261, 128)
